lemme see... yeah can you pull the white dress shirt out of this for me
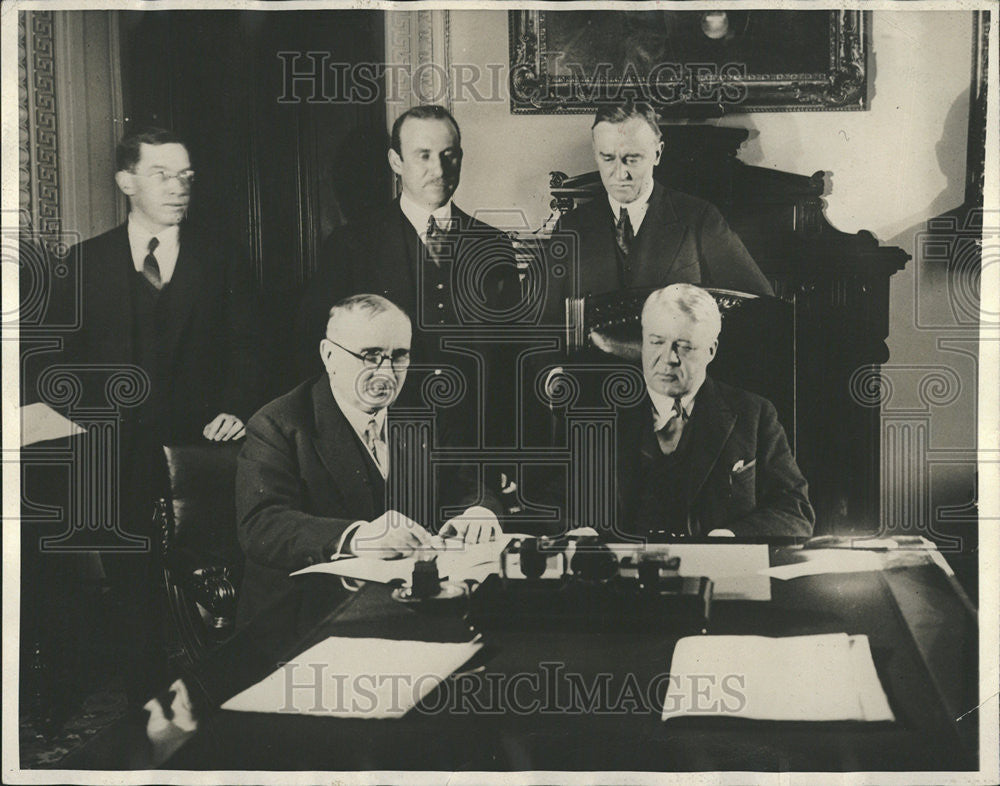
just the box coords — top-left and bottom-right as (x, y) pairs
(607, 177), (656, 235)
(399, 191), (454, 242)
(648, 382), (700, 432)
(127, 215), (180, 284)
(331, 386), (388, 478)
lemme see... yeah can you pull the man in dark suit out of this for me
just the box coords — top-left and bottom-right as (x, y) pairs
(549, 102), (772, 313)
(298, 105), (521, 446)
(61, 127), (263, 704)
(551, 284), (812, 540)
(66, 127), (262, 444)
(237, 294), (503, 630)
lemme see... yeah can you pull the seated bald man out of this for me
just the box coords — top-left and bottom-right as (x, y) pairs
(236, 293), (502, 628)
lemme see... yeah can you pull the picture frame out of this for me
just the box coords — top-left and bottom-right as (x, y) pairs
(509, 9), (870, 115)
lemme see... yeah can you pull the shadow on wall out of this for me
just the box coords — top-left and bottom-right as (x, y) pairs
(887, 89), (973, 256)
(882, 88), (981, 563)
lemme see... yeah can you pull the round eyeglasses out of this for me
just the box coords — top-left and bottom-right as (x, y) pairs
(328, 340), (411, 370)
(133, 169), (196, 187)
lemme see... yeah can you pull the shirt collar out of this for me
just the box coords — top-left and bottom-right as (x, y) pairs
(648, 380), (701, 431)
(607, 177), (656, 226)
(330, 385), (388, 441)
(127, 213), (179, 250)
(399, 190), (453, 239)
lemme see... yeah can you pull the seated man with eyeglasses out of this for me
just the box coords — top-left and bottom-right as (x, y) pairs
(235, 293), (503, 629)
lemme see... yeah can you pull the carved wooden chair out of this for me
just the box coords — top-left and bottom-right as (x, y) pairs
(563, 287), (797, 450)
(154, 442), (243, 669)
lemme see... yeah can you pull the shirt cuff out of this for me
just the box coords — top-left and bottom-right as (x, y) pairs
(461, 506), (500, 529)
(332, 520), (366, 559)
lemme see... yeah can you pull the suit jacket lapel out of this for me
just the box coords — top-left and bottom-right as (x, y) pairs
(633, 183), (687, 287)
(310, 378), (381, 518)
(387, 201), (418, 316)
(685, 377), (736, 508)
(158, 225), (202, 362)
(616, 398), (649, 535)
(580, 200), (621, 294)
(451, 205), (473, 236)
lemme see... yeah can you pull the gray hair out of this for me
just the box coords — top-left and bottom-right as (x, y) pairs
(641, 284), (721, 339)
(325, 293), (409, 338)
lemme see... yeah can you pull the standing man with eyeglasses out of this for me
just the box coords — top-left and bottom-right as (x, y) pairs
(66, 127), (262, 443)
(236, 294), (503, 631)
(59, 127), (264, 706)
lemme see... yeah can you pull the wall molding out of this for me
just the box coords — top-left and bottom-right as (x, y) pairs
(384, 10), (452, 194)
(20, 10), (61, 242)
(54, 11), (126, 241)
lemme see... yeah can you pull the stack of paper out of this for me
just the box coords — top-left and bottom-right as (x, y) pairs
(662, 633), (894, 722)
(222, 636), (482, 719)
(758, 549), (883, 580)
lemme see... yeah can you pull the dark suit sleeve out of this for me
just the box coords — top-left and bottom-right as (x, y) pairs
(730, 399), (814, 537)
(696, 203), (774, 297)
(236, 412), (356, 571)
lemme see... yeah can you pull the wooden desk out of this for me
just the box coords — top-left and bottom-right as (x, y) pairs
(66, 547), (978, 773)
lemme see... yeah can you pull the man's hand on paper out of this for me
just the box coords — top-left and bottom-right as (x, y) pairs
(350, 510), (435, 559)
(437, 505), (502, 545)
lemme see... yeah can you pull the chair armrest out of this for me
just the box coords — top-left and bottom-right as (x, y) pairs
(185, 567), (238, 628)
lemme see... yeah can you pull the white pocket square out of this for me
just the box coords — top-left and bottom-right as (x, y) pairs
(732, 458), (757, 474)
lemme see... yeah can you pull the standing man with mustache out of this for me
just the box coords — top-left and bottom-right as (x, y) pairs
(298, 106), (521, 446)
(60, 127), (263, 706)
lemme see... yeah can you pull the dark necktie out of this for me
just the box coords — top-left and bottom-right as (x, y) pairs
(425, 215), (446, 267)
(655, 397), (688, 455)
(142, 236), (162, 290)
(615, 207), (634, 285)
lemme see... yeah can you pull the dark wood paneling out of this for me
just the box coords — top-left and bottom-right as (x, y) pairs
(118, 10), (389, 394)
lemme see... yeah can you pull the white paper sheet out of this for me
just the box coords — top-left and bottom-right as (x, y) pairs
(222, 636), (482, 719)
(758, 549), (883, 580)
(19, 402), (84, 446)
(607, 543), (771, 601)
(291, 534), (519, 583)
(662, 633), (894, 722)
